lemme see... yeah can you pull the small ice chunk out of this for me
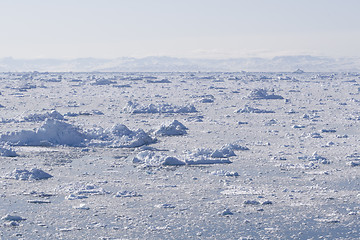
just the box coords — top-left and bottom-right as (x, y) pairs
(262, 200), (273, 205)
(244, 200), (260, 205)
(211, 170), (239, 177)
(155, 204), (175, 209)
(154, 120), (188, 136)
(185, 148), (232, 165)
(309, 132), (323, 138)
(247, 88), (284, 100)
(124, 101), (197, 114)
(235, 106), (275, 114)
(2, 215), (26, 221)
(22, 110), (64, 122)
(132, 150), (185, 166)
(7, 168), (53, 180)
(0, 145), (17, 157)
(73, 204), (90, 210)
(66, 194), (88, 200)
(114, 190), (142, 198)
(219, 209), (233, 216)
(0, 119), (86, 147)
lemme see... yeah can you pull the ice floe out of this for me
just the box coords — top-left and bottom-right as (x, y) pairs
(124, 101), (197, 114)
(235, 105), (275, 114)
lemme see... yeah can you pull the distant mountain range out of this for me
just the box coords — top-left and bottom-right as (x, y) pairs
(1, 55), (360, 72)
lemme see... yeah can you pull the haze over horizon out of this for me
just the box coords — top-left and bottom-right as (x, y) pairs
(1, 0), (360, 60)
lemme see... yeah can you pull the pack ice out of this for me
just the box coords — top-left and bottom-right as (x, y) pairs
(0, 71), (359, 240)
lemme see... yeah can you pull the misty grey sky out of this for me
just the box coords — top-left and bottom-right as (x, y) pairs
(1, 0), (359, 59)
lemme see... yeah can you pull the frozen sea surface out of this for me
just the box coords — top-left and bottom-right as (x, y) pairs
(0, 71), (359, 239)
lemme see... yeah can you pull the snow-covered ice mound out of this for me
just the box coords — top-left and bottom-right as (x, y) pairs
(124, 101), (197, 114)
(0, 119), (86, 147)
(132, 150), (186, 167)
(184, 148), (233, 165)
(22, 110), (64, 122)
(0, 145), (17, 157)
(1, 119), (154, 148)
(234, 105), (275, 114)
(247, 88), (284, 100)
(89, 124), (156, 148)
(154, 120), (188, 136)
(7, 168), (53, 180)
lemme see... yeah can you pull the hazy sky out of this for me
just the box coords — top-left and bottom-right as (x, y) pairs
(1, 0), (359, 59)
